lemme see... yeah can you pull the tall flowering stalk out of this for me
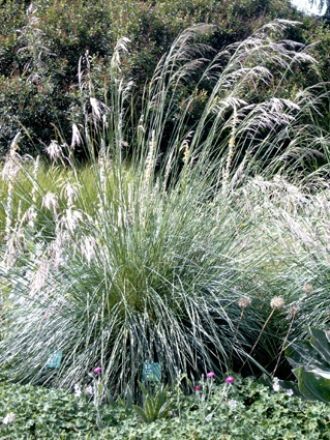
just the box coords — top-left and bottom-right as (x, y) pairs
(230, 297), (252, 365)
(240, 297), (285, 372)
(272, 303), (298, 377)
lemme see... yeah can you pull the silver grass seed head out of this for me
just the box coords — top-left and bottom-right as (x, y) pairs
(3, 234), (20, 268)
(1, 157), (21, 182)
(71, 123), (82, 149)
(42, 192), (58, 212)
(80, 236), (97, 264)
(9, 132), (21, 153)
(62, 182), (79, 206)
(45, 140), (63, 161)
(27, 2), (37, 16)
(23, 206), (37, 229)
(30, 259), (50, 295)
(61, 208), (83, 233)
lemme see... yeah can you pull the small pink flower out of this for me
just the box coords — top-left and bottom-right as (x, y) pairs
(194, 385), (202, 392)
(93, 367), (102, 376)
(206, 371), (216, 379)
(225, 375), (235, 384)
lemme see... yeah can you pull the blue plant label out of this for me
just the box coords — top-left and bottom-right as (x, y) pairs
(142, 361), (161, 383)
(46, 350), (62, 369)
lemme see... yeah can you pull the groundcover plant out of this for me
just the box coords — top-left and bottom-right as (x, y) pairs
(0, 377), (329, 439)
(0, 20), (329, 399)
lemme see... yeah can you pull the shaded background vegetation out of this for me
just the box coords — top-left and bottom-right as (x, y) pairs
(0, 0), (329, 158)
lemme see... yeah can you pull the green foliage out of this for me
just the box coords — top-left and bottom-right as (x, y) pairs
(0, 0), (317, 156)
(133, 384), (172, 423)
(287, 328), (330, 403)
(101, 378), (330, 439)
(0, 162), (125, 239)
(0, 382), (96, 439)
(0, 76), (68, 156)
(0, 379), (328, 439)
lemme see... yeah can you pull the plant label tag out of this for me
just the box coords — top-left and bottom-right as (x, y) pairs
(142, 361), (161, 383)
(46, 350), (62, 369)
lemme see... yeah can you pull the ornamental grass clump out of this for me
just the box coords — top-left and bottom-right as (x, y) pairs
(0, 20), (329, 398)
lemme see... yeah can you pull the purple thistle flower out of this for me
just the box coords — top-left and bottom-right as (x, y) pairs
(93, 366), (102, 376)
(225, 375), (235, 384)
(206, 371), (216, 379)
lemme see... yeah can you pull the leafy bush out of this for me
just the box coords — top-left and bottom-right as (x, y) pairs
(1, 0), (326, 157)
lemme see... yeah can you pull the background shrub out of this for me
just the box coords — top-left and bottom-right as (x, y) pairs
(0, 0), (328, 159)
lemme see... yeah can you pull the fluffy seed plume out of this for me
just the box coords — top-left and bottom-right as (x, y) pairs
(90, 98), (110, 122)
(23, 206), (38, 229)
(80, 236), (97, 264)
(71, 123), (82, 149)
(288, 304), (299, 319)
(61, 208), (83, 233)
(45, 140), (63, 161)
(61, 182), (79, 206)
(42, 192), (58, 212)
(1, 154), (21, 182)
(30, 259), (50, 295)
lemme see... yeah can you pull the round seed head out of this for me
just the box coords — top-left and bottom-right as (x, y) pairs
(288, 304), (299, 319)
(238, 297), (252, 309)
(270, 296), (285, 310)
(303, 283), (313, 294)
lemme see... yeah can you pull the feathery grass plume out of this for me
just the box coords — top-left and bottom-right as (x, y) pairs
(45, 140), (63, 162)
(2, 133), (22, 241)
(61, 182), (79, 208)
(70, 123), (82, 151)
(141, 21), (327, 189)
(222, 107), (238, 194)
(42, 192), (58, 214)
(0, 21), (329, 399)
(30, 258), (50, 296)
